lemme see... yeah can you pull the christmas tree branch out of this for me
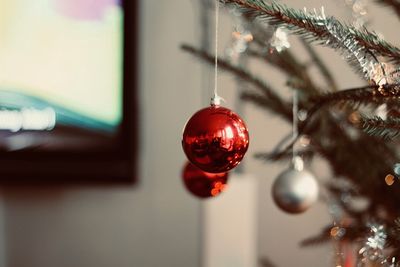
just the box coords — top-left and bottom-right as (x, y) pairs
(300, 224), (368, 247)
(308, 83), (400, 118)
(360, 115), (400, 139)
(255, 118), (321, 162)
(242, 12), (324, 95)
(313, 114), (399, 204)
(259, 109), (399, 201)
(246, 49), (322, 95)
(300, 227), (331, 247)
(255, 149), (314, 162)
(222, 0), (400, 78)
(181, 44), (292, 119)
(254, 150), (289, 162)
(253, 83), (400, 163)
(259, 258), (278, 267)
(240, 92), (291, 120)
(201, 0), (400, 255)
(300, 39), (338, 91)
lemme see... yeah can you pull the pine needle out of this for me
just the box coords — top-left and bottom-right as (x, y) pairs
(360, 115), (400, 139)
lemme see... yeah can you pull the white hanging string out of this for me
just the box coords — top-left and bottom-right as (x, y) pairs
(292, 90), (303, 170)
(211, 0), (223, 106)
(292, 90), (298, 155)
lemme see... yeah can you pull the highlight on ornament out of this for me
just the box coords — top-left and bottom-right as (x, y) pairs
(182, 105), (249, 173)
(181, 161), (229, 199)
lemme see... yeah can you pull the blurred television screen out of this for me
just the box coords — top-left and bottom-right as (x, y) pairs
(0, 0), (125, 152)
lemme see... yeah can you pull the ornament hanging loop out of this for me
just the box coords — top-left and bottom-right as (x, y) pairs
(210, 94), (225, 106)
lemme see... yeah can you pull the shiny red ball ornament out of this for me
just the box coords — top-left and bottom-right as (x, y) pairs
(182, 105), (249, 173)
(182, 162), (229, 198)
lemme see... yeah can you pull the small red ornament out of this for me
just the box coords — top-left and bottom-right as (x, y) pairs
(182, 162), (228, 198)
(182, 105), (249, 173)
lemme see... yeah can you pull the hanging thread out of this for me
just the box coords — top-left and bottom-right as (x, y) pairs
(292, 90), (303, 170)
(292, 90), (298, 157)
(211, 0), (222, 106)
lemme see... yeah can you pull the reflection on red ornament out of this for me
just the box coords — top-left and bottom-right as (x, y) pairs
(182, 105), (249, 173)
(182, 162), (229, 198)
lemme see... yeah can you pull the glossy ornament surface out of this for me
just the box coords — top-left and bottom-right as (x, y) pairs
(182, 162), (228, 198)
(182, 105), (249, 173)
(272, 163), (319, 214)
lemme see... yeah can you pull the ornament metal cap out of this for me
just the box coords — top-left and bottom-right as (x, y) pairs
(291, 156), (304, 171)
(210, 94), (225, 106)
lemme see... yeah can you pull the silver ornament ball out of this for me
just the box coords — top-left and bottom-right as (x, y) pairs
(272, 165), (319, 214)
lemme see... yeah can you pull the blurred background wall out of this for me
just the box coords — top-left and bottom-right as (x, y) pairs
(0, 1), (203, 267)
(0, 0), (397, 267)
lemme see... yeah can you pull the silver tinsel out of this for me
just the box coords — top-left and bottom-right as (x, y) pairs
(358, 223), (397, 266)
(269, 27), (290, 52)
(300, 6), (385, 83)
(344, 0), (369, 29)
(365, 224), (386, 251)
(325, 18), (380, 81)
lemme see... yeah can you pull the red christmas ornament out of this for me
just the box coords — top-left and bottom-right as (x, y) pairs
(182, 105), (249, 173)
(182, 162), (229, 198)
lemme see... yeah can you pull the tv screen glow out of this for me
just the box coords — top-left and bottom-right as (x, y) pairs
(0, 0), (124, 152)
